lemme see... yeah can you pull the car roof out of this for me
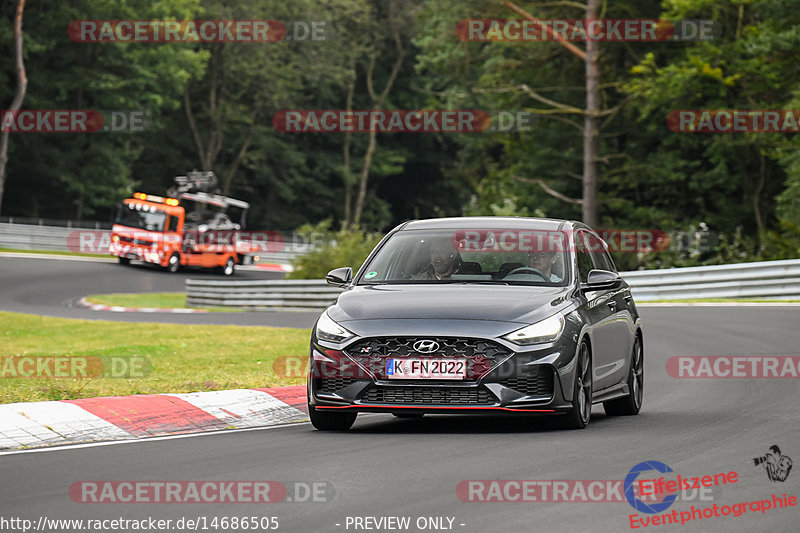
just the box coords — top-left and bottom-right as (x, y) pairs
(400, 216), (573, 232)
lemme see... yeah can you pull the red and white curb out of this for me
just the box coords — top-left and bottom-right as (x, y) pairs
(75, 296), (209, 313)
(0, 386), (307, 450)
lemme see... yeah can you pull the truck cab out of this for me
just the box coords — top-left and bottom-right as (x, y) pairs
(109, 172), (254, 275)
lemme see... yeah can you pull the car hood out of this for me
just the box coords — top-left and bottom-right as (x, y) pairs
(327, 284), (571, 327)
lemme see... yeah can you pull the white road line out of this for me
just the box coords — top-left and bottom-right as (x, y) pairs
(0, 414), (391, 456)
(638, 302), (800, 307)
(0, 421), (307, 456)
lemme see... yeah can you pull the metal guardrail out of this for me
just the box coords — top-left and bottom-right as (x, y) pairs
(622, 259), (800, 301)
(0, 217), (112, 228)
(0, 222), (94, 252)
(186, 279), (341, 311)
(185, 259), (800, 310)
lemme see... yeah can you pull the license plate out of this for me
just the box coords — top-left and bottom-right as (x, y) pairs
(386, 358), (466, 380)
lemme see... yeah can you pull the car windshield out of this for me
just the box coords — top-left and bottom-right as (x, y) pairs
(358, 229), (570, 286)
(115, 203), (167, 232)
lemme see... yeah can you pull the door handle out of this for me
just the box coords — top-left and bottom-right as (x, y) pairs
(606, 301), (617, 309)
(623, 295), (632, 302)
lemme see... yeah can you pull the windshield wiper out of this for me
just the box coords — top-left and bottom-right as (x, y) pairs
(457, 280), (509, 285)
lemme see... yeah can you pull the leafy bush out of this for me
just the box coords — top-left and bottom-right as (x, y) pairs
(287, 221), (384, 279)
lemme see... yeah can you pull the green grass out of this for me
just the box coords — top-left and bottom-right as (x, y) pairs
(85, 292), (244, 312)
(0, 247), (109, 258)
(640, 298), (800, 303)
(0, 311), (310, 404)
(87, 292), (187, 308)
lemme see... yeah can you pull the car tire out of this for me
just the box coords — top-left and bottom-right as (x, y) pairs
(392, 413), (424, 419)
(308, 405), (357, 431)
(603, 335), (643, 416)
(561, 341), (592, 430)
(118, 257), (130, 265)
(219, 257), (235, 276)
(166, 253), (180, 273)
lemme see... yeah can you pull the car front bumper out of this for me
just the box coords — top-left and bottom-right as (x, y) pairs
(307, 332), (579, 416)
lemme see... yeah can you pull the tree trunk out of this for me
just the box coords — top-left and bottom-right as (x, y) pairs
(349, 11), (407, 229)
(754, 154), (767, 249)
(184, 47), (224, 172)
(582, 0), (600, 227)
(352, 128), (378, 226)
(222, 126), (253, 196)
(342, 57), (356, 229)
(504, 0), (600, 223)
(0, 0), (28, 217)
(75, 192), (84, 222)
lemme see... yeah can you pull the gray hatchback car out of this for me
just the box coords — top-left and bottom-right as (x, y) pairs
(307, 217), (643, 430)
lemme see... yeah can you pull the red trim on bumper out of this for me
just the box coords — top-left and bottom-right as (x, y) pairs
(315, 404), (555, 412)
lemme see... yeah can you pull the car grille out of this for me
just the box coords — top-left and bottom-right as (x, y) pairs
(318, 377), (358, 393)
(346, 337), (510, 360)
(360, 386), (493, 405)
(498, 370), (554, 397)
(119, 236), (154, 246)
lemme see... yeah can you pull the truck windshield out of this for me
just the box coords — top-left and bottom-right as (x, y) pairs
(115, 203), (167, 232)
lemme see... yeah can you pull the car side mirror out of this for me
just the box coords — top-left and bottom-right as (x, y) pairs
(326, 267), (352, 288)
(583, 269), (622, 290)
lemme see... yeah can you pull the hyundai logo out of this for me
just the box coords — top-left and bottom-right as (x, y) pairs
(413, 340), (440, 354)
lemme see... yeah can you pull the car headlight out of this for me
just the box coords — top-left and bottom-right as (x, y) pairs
(315, 311), (354, 343)
(503, 314), (564, 345)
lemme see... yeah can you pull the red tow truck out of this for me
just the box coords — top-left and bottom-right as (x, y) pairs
(109, 171), (257, 275)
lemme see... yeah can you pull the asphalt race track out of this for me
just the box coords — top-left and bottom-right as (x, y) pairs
(0, 255), (320, 327)
(1, 255), (799, 532)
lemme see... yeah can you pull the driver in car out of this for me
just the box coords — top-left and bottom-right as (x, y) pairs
(530, 251), (562, 282)
(505, 250), (562, 282)
(414, 239), (462, 280)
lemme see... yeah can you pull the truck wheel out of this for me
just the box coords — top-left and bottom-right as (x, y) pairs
(118, 257), (130, 265)
(220, 257), (235, 276)
(166, 253), (180, 273)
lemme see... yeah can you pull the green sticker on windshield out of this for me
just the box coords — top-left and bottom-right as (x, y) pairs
(365, 271), (378, 279)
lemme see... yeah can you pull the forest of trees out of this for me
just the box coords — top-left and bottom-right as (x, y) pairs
(1, 0), (799, 270)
